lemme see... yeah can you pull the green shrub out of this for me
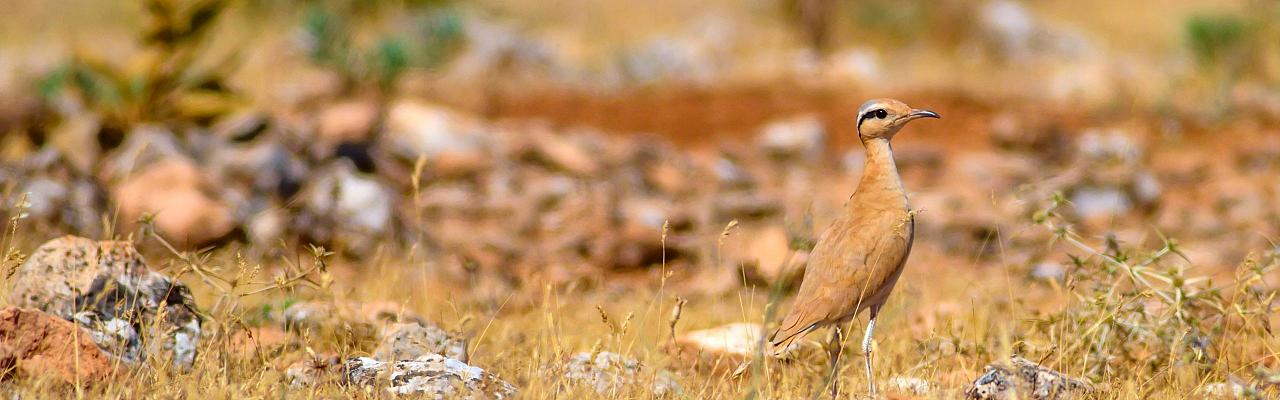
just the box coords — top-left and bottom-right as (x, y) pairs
(299, 2), (463, 95)
(37, 0), (239, 134)
(1184, 13), (1251, 67)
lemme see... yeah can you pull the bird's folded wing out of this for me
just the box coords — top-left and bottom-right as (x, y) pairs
(771, 215), (913, 346)
(771, 222), (866, 343)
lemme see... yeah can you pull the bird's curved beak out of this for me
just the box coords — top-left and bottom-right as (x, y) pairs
(907, 109), (940, 120)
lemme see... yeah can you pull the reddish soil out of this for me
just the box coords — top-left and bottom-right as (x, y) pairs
(481, 81), (1096, 155)
(0, 307), (116, 384)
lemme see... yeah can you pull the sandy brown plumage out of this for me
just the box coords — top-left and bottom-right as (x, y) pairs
(768, 98), (937, 397)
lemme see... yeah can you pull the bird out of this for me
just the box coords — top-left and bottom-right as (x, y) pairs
(769, 98), (938, 398)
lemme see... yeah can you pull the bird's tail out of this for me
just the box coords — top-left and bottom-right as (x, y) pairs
(768, 321), (815, 358)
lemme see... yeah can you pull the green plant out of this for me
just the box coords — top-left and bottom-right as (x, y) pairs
(1030, 192), (1278, 388)
(298, 2), (463, 95)
(852, 0), (929, 45)
(1185, 13), (1251, 68)
(37, 0), (241, 137)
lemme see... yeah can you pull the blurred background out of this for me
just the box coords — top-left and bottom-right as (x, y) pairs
(1, 0), (1279, 292)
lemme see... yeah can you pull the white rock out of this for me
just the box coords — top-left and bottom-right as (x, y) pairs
(980, 0), (1037, 60)
(168, 318), (202, 370)
(1133, 171), (1162, 205)
(979, 0), (1098, 65)
(1030, 262), (1066, 281)
(374, 322), (469, 362)
(1078, 129), (1142, 164)
(305, 161), (393, 236)
(825, 47), (882, 83)
(966, 356), (1092, 400)
(10, 236), (203, 370)
(20, 178), (67, 220)
(285, 356), (340, 388)
(758, 114), (825, 160)
(888, 376), (932, 395)
(101, 125), (184, 182)
(247, 207), (287, 247)
(563, 352), (681, 396)
(344, 355), (517, 399)
(713, 156), (754, 189)
(385, 101), (489, 160)
(1072, 186), (1131, 219)
(344, 356), (386, 386)
(72, 312), (142, 364)
(618, 37), (719, 84)
(676, 323), (762, 358)
(1200, 381), (1247, 398)
(448, 19), (561, 81)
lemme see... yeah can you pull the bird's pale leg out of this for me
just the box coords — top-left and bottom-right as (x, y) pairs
(863, 308), (879, 397)
(827, 325), (844, 398)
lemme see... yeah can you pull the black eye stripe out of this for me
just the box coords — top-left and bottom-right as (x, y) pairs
(857, 108), (888, 128)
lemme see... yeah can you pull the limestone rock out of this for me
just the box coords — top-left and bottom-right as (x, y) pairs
(17, 175), (105, 234)
(246, 207), (288, 248)
(447, 18), (562, 82)
(823, 48), (882, 83)
(888, 376), (933, 396)
(275, 300), (423, 340)
(298, 161), (394, 251)
(343, 355), (517, 398)
(561, 351), (681, 396)
(112, 158), (237, 247)
(978, 0), (1093, 64)
(758, 114), (825, 161)
(520, 130), (601, 177)
(285, 355), (342, 388)
(383, 101), (489, 164)
(668, 323), (762, 372)
(7, 236), (201, 369)
(71, 311), (142, 364)
(0, 307), (115, 383)
(207, 136), (308, 201)
(965, 356), (1092, 400)
(1061, 129), (1161, 222)
(1029, 262), (1066, 281)
(317, 100), (378, 144)
(617, 37), (720, 84)
(99, 125), (184, 183)
(712, 155), (756, 190)
(374, 322), (469, 362)
(1199, 379), (1254, 398)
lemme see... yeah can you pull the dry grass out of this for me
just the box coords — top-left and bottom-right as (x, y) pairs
(0, 189), (1277, 399)
(2, 1), (1279, 399)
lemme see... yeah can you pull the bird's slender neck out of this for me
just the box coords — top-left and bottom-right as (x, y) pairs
(851, 137), (907, 209)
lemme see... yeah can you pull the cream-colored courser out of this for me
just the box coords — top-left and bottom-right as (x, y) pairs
(770, 98), (938, 397)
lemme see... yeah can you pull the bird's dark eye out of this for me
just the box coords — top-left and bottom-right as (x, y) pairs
(858, 108), (888, 128)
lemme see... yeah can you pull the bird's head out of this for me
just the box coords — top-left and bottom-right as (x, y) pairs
(855, 98), (940, 141)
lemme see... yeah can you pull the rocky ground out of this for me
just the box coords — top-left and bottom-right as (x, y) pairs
(0, 82), (1277, 397)
(0, 0), (1278, 398)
